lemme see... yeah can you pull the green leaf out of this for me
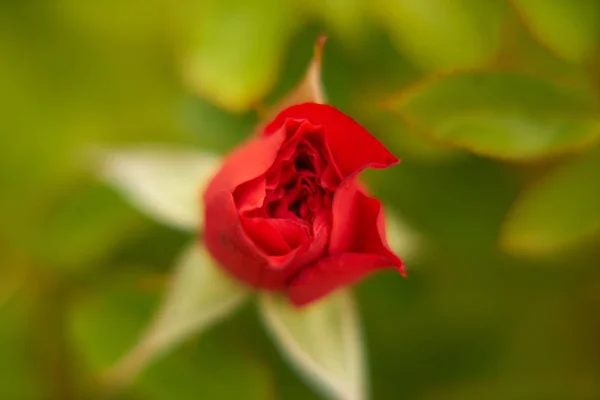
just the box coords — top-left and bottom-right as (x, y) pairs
(359, 109), (463, 164)
(320, 30), (422, 113)
(299, 0), (366, 42)
(178, 0), (301, 112)
(389, 71), (600, 160)
(511, 0), (600, 64)
(103, 243), (249, 390)
(259, 290), (366, 400)
(491, 12), (589, 86)
(370, 0), (505, 71)
(501, 148), (600, 257)
(100, 145), (221, 231)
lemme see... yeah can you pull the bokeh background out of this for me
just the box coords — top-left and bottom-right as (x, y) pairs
(2, 0), (600, 399)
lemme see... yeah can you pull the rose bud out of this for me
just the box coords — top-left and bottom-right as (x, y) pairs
(203, 102), (404, 306)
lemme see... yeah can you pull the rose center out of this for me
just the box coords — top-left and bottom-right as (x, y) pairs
(261, 143), (331, 224)
(294, 153), (315, 173)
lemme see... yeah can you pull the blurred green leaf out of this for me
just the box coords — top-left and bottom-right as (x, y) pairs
(370, 0), (505, 71)
(493, 10), (589, 85)
(501, 148), (600, 257)
(0, 0), (190, 270)
(178, 0), (303, 112)
(388, 71), (600, 160)
(321, 29), (421, 112)
(260, 35), (327, 126)
(259, 290), (365, 400)
(297, 0), (366, 42)
(54, 0), (163, 43)
(511, 0), (600, 64)
(262, 24), (322, 108)
(137, 326), (273, 400)
(103, 243), (249, 390)
(360, 110), (463, 164)
(100, 145), (221, 231)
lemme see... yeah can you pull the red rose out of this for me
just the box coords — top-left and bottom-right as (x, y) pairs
(203, 103), (404, 306)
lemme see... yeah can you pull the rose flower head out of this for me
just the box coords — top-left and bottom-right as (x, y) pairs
(203, 102), (404, 306)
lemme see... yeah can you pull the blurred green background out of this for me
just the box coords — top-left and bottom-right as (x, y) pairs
(1, 0), (600, 399)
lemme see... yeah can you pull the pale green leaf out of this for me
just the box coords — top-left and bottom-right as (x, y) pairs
(259, 290), (366, 400)
(260, 35), (326, 124)
(385, 208), (421, 264)
(103, 243), (250, 390)
(501, 148), (600, 257)
(512, 0), (600, 64)
(389, 71), (600, 160)
(99, 145), (221, 231)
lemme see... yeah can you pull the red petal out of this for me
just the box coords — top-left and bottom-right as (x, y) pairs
(254, 212), (331, 289)
(205, 127), (286, 196)
(265, 103), (399, 179)
(202, 127), (287, 289)
(234, 177), (268, 213)
(241, 217), (293, 256)
(329, 180), (403, 270)
(204, 193), (318, 291)
(241, 217), (310, 256)
(287, 253), (394, 306)
(286, 180), (404, 306)
(203, 191), (268, 288)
